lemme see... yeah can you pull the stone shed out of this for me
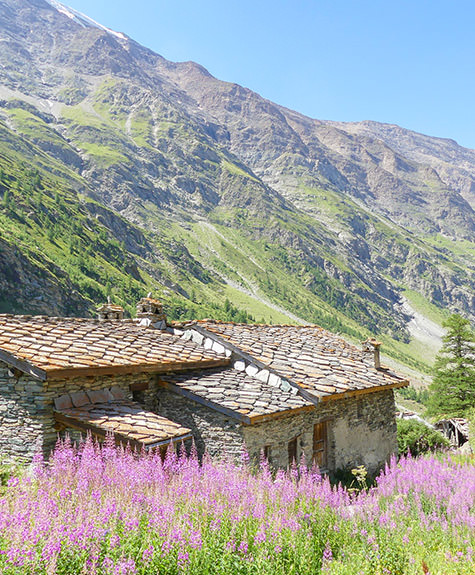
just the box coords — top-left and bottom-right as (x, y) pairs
(0, 299), (408, 473)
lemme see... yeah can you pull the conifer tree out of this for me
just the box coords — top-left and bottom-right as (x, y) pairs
(427, 314), (475, 418)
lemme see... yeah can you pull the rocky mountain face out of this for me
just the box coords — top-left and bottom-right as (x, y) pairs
(0, 0), (473, 371)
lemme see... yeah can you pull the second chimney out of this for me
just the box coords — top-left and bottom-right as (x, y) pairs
(362, 339), (382, 370)
(136, 296), (167, 329)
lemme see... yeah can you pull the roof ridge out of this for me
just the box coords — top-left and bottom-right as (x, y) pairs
(0, 314), (139, 324)
(196, 319), (325, 328)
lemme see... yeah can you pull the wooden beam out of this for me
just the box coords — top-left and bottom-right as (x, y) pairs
(247, 404), (315, 425)
(0, 349), (47, 380)
(320, 379), (409, 402)
(129, 380), (149, 392)
(45, 358), (230, 380)
(144, 433), (193, 449)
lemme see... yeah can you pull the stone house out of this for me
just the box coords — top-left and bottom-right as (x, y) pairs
(0, 298), (408, 473)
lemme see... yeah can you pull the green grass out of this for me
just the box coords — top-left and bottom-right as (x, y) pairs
(222, 285), (296, 324)
(221, 159), (260, 182)
(403, 289), (450, 325)
(61, 104), (116, 131)
(75, 142), (129, 167)
(1, 94), (470, 380)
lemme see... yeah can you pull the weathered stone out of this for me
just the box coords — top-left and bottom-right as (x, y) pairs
(212, 341), (226, 355)
(87, 388), (114, 404)
(245, 364), (259, 377)
(70, 391), (89, 408)
(54, 394), (72, 410)
(256, 369), (270, 383)
(280, 380), (291, 393)
(156, 384), (397, 475)
(191, 331), (204, 345)
(268, 373), (281, 387)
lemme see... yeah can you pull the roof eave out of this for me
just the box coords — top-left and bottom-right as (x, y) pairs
(191, 325), (319, 405)
(0, 349), (47, 381)
(157, 378), (251, 423)
(320, 379), (410, 402)
(54, 411), (192, 449)
(44, 358), (231, 380)
(158, 378), (315, 425)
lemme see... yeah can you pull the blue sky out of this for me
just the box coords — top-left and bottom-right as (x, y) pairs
(63, 0), (475, 149)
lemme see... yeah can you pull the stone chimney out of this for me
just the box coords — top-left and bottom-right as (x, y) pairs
(136, 295), (167, 329)
(362, 338), (382, 369)
(97, 298), (124, 321)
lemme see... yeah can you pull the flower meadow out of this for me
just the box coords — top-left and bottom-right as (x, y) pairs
(0, 438), (474, 575)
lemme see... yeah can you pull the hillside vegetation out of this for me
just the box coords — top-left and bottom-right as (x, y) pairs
(0, 0), (474, 373)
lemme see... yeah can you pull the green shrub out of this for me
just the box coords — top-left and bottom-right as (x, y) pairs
(397, 386), (430, 405)
(397, 418), (449, 456)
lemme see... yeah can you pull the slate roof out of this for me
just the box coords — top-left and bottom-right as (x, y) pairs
(0, 315), (229, 380)
(191, 322), (408, 400)
(54, 386), (191, 448)
(159, 367), (313, 424)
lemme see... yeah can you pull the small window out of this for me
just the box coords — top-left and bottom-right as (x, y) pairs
(288, 437), (298, 466)
(263, 445), (271, 461)
(357, 398), (363, 419)
(313, 421), (328, 468)
(132, 389), (144, 403)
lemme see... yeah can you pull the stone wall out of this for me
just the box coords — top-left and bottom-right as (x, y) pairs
(0, 361), (152, 463)
(242, 389), (397, 475)
(156, 386), (397, 475)
(0, 362), (48, 462)
(156, 389), (245, 460)
(0, 356), (397, 473)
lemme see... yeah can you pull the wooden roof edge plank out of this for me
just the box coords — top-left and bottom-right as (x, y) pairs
(320, 379), (409, 402)
(143, 432), (193, 449)
(0, 349), (47, 381)
(247, 404), (315, 426)
(45, 358), (231, 380)
(158, 379), (251, 424)
(54, 411), (108, 437)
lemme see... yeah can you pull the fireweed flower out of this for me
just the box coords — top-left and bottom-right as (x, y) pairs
(0, 438), (472, 574)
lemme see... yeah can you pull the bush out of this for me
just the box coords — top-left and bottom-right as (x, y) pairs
(397, 418), (449, 456)
(397, 386), (430, 405)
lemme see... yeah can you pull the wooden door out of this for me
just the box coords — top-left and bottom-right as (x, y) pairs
(313, 422), (328, 468)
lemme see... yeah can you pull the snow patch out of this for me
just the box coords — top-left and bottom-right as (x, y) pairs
(44, 0), (128, 41)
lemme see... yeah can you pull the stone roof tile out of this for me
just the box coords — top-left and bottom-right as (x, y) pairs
(194, 322), (408, 399)
(54, 390), (191, 447)
(160, 367), (313, 423)
(0, 315), (229, 379)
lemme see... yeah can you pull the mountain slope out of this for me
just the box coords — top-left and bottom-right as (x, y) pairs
(0, 0), (474, 373)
